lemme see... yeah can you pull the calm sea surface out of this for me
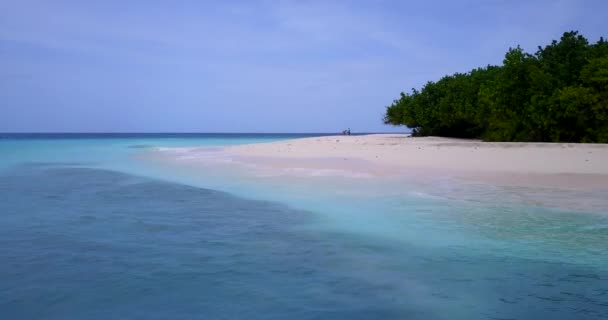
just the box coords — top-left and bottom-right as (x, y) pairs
(1, 134), (607, 319)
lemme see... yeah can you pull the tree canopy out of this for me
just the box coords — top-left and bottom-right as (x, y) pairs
(384, 31), (608, 142)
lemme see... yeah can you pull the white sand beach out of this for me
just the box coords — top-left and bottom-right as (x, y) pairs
(218, 134), (608, 189)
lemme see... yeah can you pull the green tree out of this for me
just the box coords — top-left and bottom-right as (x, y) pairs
(384, 31), (608, 143)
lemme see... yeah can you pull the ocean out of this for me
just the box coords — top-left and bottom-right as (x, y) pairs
(1, 134), (607, 319)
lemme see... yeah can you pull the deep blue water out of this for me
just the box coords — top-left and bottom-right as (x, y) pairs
(1, 134), (607, 319)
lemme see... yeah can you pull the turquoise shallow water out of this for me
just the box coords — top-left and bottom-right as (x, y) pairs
(1, 134), (607, 319)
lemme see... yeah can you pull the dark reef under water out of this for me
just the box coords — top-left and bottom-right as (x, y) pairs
(0, 164), (607, 319)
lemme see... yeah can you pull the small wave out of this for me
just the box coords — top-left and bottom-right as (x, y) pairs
(580, 224), (608, 231)
(127, 144), (153, 149)
(282, 167), (372, 178)
(407, 191), (445, 200)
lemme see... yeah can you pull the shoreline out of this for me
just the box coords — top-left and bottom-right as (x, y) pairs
(218, 134), (608, 189)
(145, 134), (608, 212)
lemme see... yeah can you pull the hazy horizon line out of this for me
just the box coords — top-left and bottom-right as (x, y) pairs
(0, 131), (410, 134)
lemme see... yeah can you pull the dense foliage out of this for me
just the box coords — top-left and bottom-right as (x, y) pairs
(384, 32), (608, 142)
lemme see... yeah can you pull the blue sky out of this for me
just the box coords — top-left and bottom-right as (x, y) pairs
(1, 0), (607, 133)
